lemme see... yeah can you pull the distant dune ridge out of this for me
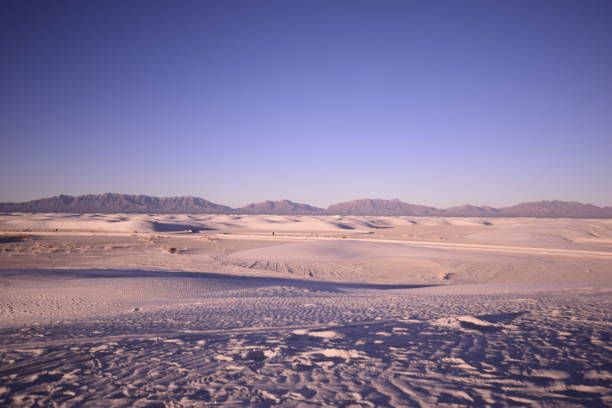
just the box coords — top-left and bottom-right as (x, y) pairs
(1, 194), (612, 218)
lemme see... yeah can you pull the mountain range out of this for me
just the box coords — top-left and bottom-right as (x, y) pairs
(0, 194), (232, 214)
(1, 194), (612, 218)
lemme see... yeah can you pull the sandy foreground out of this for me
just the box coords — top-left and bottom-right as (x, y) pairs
(0, 213), (611, 407)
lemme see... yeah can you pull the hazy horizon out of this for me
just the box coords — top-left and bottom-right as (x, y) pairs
(3, 191), (612, 211)
(2, 1), (611, 208)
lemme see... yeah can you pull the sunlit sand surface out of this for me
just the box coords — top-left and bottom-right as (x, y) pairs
(1, 213), (611, 406)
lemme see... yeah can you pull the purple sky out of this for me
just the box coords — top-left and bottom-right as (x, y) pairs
(2, 0), (611, 208)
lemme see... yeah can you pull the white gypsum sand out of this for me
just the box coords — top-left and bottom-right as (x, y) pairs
(0, 212), (611, 407)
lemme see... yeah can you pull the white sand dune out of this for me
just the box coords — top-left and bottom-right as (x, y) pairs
(4, 212), (612, 246)
(0, 213), (611, 407)
(219, 237), (612, 283)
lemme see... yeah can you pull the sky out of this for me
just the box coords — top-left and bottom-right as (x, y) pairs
(1, 0), (611, 209)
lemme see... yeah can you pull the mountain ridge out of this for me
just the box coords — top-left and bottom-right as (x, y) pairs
(327, 198), (440, 216)
(0, 193), (233, 214)
(1, 194), (611, 218)
(236, 200), (324, 215)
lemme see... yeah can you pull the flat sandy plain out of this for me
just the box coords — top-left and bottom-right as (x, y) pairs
(0, 213), (611, 407)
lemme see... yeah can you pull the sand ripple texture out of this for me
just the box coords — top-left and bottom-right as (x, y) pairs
(0, 275), (610, 408)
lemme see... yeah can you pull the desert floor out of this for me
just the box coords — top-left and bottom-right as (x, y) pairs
(0, 213), (611, 407)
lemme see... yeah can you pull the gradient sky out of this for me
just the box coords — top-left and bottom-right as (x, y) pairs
(2, 0), (611, 208)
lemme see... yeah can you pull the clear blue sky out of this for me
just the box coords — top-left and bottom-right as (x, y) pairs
(2, 0), (611, 208)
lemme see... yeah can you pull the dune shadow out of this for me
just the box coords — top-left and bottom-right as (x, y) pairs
(0, 268), (439, 292)
(152, 222), (216, 233)
(331, 223), (355, 230)
(475, 311), (528, 323)
(0, 235), (30, 243)
(458, 320), (502, 332)
(361, 222), (392, 229)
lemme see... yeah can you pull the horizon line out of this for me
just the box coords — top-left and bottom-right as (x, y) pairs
(1, 192), (610, 210)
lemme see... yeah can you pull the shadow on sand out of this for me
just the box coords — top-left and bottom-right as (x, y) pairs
(152, 222), (215, 232)
(0, 268), (440, 292)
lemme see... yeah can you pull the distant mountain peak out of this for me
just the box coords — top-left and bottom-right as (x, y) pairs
(498, 200), (608, 218)
(326, 198), (440, 216)
(443, 204), (500, 217)
(236, 199), (324, 215)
